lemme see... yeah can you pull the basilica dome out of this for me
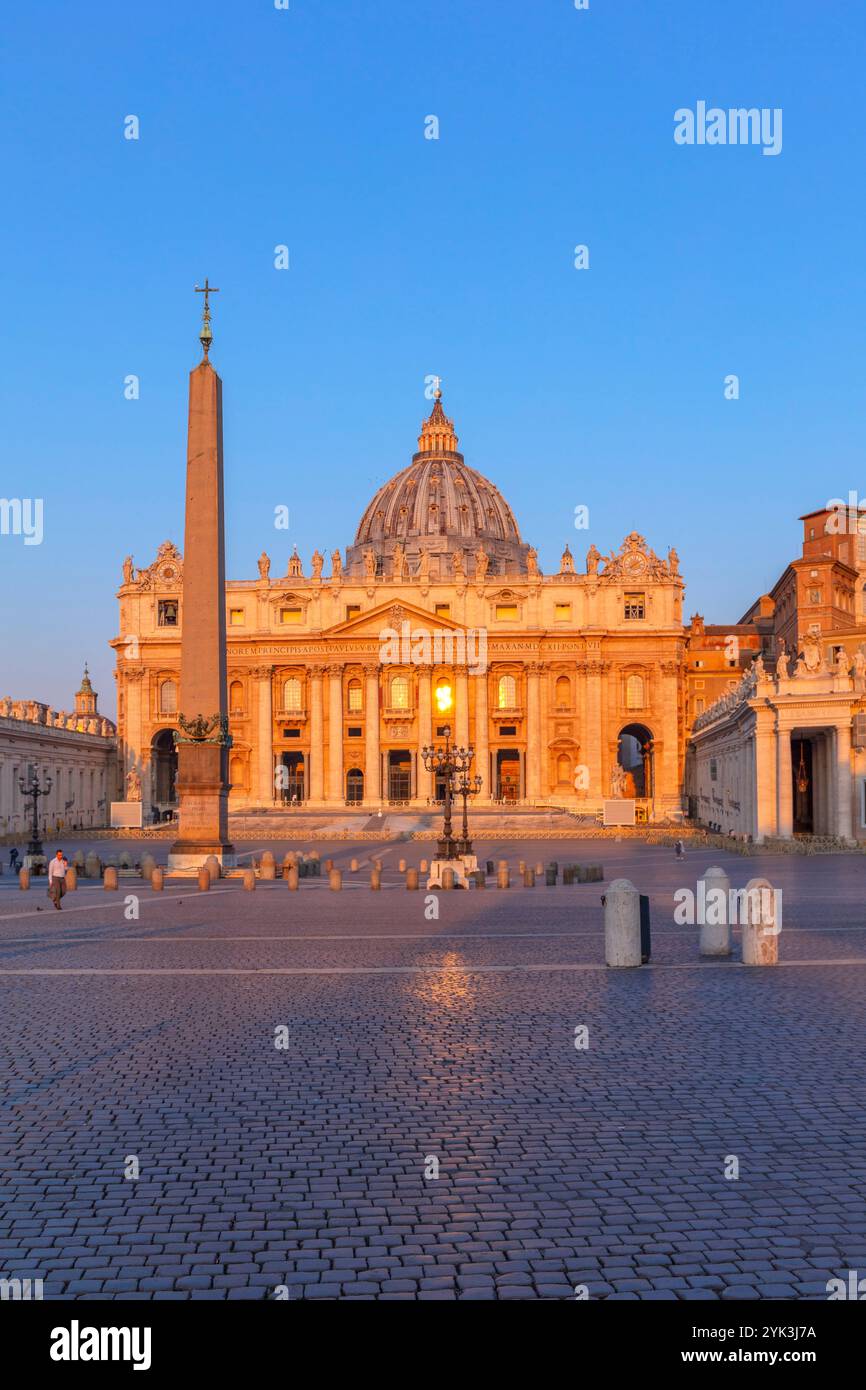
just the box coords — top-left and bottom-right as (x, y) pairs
(345, 390), (531, 579)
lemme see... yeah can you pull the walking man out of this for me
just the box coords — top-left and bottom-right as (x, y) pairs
(48, 849), (67, 909)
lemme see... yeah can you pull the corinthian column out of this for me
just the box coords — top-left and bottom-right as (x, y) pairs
(526, 663), (542, 800)
(455, 667), (470, 748)
(256, 667), (273, 805)
(364, 664), (380, 804)
(474, 671), (489, 801)
(327, 664), (343, 803)
(416, 665), (432, 802)
(309, 666), (325, 803)
(835, 719), (853, 841)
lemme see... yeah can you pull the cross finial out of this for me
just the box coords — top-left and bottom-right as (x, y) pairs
(433, 375), (442, 401)
(194, 279), (220, 359)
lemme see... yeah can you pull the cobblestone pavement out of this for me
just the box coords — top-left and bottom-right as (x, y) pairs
(1, 841), (865, 1300)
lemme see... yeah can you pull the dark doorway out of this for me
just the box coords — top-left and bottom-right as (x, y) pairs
(388, 750), (411, 802)
(496, 749), (521, 801)
(346, 767), (364, 803)
(792, 737), (813, 834)
(151, 729), (177, 810)
(280, 751), (305, 803)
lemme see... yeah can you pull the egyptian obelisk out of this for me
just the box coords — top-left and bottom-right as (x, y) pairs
(168, 282), (235, 868)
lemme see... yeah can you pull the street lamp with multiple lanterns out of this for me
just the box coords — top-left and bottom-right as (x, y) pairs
(420, 681), (481, 866)
(18, 770), (52, 862)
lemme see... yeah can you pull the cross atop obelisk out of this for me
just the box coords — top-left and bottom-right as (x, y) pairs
(194, 278), (220, 359)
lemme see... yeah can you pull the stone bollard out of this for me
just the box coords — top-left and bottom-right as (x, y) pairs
(545, 866), (557, 887)
(197, 867), (210, 892)
(442, 867), (455, 890)
(329, 868), (342, 891)
(474, 870), (486, 889)
(420, 858), (428, 873)
(282, 853), (296, 877)
(350, 858), (359, 873)
(151, 867), (164, 891)
(741, 876), (779, 966)
(370, 866), (381, 891)
(243, 868), (256, 891)
(398, 858), (407, 873)
(534, 861), (544, 877)
(261, 852), (276, 881)
(604, 878), (642, 967)
(523, 868), (535, 888)
(66, 866), (78, 892)
(19, 867), (30, 891)
(486, 860), (494, 876)
(518, 860), (526, 875)
(563, 866), (574, 886)
(104, 866), (118, 891)
(497, 866), (510, 889)
(698, 866), (732, 957)
(406, 868), (419, 890)
(140, 854), (156, 882)
(204, 855), (221, 883)
(286, 866), (299, 891)
(85, 852), (100, 880)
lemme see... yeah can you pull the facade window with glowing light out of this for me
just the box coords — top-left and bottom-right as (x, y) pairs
(497, 674), (517, 709)
(347, 679), (362, 712)
(390, 675), (410, 710)
(435, 679), (453, 715)
(283, 677), (302, 711)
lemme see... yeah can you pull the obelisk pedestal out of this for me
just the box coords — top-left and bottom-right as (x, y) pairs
(168, 303), (235, 869)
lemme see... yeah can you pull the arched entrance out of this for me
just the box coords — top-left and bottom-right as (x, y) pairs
(346, 767), (364, 804)
(280, 751), (305, 804)
(616, 723), (654, 799)
(151, 729), (177, 818)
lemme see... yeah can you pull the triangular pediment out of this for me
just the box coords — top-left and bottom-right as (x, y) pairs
(325, 598), (469, 638)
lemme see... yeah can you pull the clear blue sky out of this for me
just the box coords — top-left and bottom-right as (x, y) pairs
(2, 0), (864, 715)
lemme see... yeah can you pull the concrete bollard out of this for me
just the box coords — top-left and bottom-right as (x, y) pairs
(698, 865), (732, 957)
(370, 866), (381, 891)
(442, 867), (455, 890)
(282, 853), (296, 876)
(151, 867), (164, 891)
(197, 867), (210, 892)
(406, 868), (419, 890)
(398, 858), (407, 873)
(523, 868), (535, 888)
(474, 870), (486, 889)
(65, 866), (78, 892)
(204, 855), (221, 883)
(563, 866), (574, 885)
(497, 866), (510, 889)
(329, 868), (342, 891)
(741, 876), (779, 966)
(260, 856), (276, 881)
(350, 858), (359, 873)
(243, 868), (256, 891)
(420, 858), (428, 873)
(535, 861), (544, 877)
(140, 854), (156, 882)
(545, 866), (557, 886)
(518, 860), (526, 875)
(104, 866), (118, 891)
(286, 866), (299, 891)
(19, 867), (30, 891)
(604, 879), (642, 967)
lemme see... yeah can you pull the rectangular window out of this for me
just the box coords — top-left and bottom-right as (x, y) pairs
(283, 728), (301, 738)
(809, 589), (821, 604)
(348, 726), (363, 738)
(434, 603), (451, 618)
(500, 725), (517, 737)
(158, 600), (178, 627)
(345, 605), (361, 621)
(710, 758), (718, 781)
(554, 604), (571, 622)
(695, 699), (705, 714)
(280, 607), (303, 625)
(347, 684), (363, 712)
(229, 608), (244, 626)
(495, 604), (519, 621)
(624, 592), (645, 620)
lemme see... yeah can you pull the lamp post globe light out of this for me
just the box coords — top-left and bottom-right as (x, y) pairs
(421, 698), (480, 886)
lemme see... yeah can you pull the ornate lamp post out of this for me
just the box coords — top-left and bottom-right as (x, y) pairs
(19, 770), (53, 861)
(455, 770), (482, 856)
(421, 725), (476, 862)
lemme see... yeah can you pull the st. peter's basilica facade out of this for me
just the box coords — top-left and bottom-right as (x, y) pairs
(112, 391), (687, 821)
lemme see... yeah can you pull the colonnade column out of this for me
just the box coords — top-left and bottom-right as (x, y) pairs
(416, 666), (432, 802)
(474, 671), (489, 801)
(754, 713), (777, 841)
(776, 721), (793, 839)
(836, 720), (853, 841)
(327, 665), (343, 804)
(256, 667), (273, 805)
(455, 667), (469, 749)
(584, 660), (603, 801)
(309, 666), (325, 803)
(364, 664), (380, 805)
